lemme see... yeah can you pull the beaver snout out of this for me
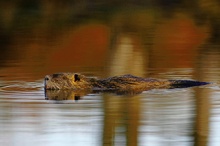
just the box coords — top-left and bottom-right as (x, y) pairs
(44, 75), (51, 89)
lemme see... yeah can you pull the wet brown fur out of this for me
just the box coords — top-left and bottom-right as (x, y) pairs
(44, 73), (174, 93)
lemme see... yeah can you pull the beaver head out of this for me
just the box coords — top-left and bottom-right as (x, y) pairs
(44, 73), (92, 90)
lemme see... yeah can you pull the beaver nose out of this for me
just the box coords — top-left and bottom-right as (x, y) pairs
(44, 75), (52, 90)
(44, 76), (49, 89)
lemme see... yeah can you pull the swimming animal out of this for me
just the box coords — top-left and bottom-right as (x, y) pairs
(44, 73), (209, 94)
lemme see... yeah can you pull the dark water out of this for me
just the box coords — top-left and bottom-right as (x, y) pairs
(1, 1), (220, 146)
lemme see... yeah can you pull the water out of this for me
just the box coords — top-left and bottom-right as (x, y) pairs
(1, 1), (220, 146)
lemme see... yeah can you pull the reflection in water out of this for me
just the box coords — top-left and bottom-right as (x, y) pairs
(0, 91), (103, 146)
(105, 27), (147, 145)
(140, 90), (196, 145)
(44, 90), (85, 101)
(1, 1), (220, 146)
(108, 34), (147, 76)
(194, 45), (220, 146)
(102, 94), (141, 146)
(194, 87), (211, 146)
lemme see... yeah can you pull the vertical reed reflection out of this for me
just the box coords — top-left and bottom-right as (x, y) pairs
(103, 22), (150, 145)
(194, 44), (220, 146)
(194, 88), (210, 146)
(102, 95), (141, 146)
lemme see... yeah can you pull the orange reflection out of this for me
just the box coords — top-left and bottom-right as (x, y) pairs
(153, 13), (209, 68)
(47, 24), (109, 71)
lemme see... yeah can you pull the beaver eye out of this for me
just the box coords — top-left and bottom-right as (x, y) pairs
(45, 77), (49, 81)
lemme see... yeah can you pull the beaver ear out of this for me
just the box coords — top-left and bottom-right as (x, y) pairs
(74, 74), (80, 82)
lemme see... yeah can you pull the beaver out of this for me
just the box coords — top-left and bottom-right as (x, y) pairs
(44, 73), (209, 94)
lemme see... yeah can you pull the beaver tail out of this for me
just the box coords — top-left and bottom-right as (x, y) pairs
(169, 80), (210, 88)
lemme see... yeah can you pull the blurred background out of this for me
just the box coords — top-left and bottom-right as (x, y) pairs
(1, 0), (220, 146)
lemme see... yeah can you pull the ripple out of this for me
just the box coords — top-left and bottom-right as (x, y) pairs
(1, 80), (43, 92)
(0, 80), (45, 101)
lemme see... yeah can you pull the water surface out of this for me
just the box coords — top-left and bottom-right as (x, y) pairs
(1, 1), (220, 146)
